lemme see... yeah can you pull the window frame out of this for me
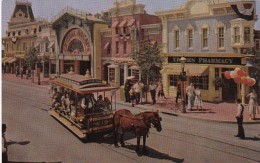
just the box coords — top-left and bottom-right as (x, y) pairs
(234, 26), (240, 43)
(188, 29), (193, 49)
(244, 27), (251, 44)
(202, 28), (208, 48)
(218, 27), (225, 48)
(174, 30), (180, 49)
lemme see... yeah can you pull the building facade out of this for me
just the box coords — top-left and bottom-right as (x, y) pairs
(51, 7), (108, 78)
(2, 0), (56, 77)
(101, 0), (161, 87)
(156, 0), (257, 102)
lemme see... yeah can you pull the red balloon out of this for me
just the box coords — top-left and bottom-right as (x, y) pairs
(241, 76), (247, 83)
(224, 71), (231, 79)
(237, 70), (245, 77)
(241, 70), (247, 77)
(234, 76), (241, 84)
(247, 78), (254, 85)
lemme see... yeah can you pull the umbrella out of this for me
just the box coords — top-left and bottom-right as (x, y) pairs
(127, 76), (135, 80)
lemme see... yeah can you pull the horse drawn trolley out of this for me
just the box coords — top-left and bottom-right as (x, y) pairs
(48, 72), (118, 140)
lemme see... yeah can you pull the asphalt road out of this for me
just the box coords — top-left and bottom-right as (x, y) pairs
(2, 80), (260, 163)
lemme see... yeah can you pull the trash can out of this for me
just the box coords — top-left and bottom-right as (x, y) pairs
(120, 85), (125, 102)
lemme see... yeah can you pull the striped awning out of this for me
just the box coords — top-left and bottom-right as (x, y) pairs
(104, 42), (111, 49)
(119, 20), (127, 27)
(3, 57), (13, 63)
(2, 57), (9, 62)
(127, 19), (135, 26)
(7, 58), (16, 63)
(111, 21), (119, 28)
(161, 64), (209, 76)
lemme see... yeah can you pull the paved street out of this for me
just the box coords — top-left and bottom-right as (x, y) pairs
(2, 78), (260, 163)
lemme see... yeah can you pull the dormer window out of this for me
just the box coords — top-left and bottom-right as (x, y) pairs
(18, 31), (21, 36)
(13, 32), (15, 36)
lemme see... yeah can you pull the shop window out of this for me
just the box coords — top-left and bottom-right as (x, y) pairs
(215, 68), (220, 90)
(244, 27), (250, 44)
(234, 27), (240, 43)
(188, 29), (193, 48)
(190, 76), (209, 90)
(116, 41), (119, 54)
(169, 75), (179, 86)
(202, 29), (208, 48)
(174, 30), (179, 49)
(109, 68), (115, 83)
(218, 27), (224, 48)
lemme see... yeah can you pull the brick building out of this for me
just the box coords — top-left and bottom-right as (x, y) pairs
(100, 0), (161, 87)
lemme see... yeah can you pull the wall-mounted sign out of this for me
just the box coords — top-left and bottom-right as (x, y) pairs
(168, 57), (242, 65)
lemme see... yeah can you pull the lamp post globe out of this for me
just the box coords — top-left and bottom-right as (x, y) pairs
(180, 56), (186, 113)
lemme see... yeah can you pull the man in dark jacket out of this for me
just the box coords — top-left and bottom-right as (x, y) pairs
(235, 99), (245, 140)
(124, 80), (132, 103)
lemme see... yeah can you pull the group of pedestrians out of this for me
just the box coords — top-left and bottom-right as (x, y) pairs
(15, 66), (31, 79)
(124, 79), (166, 107)
(176, 82), (203, 111)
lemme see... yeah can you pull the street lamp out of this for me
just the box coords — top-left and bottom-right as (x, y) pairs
(180, 56), (187, 113)
(37, 54), (41, 85)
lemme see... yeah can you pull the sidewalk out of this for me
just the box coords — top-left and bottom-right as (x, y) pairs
(3, 73), (260, 124)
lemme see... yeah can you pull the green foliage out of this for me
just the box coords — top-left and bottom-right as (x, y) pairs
(132, 40), (163, 83)
(24, 47), (39, 70)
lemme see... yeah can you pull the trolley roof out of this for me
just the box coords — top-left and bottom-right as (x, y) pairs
(50, 74), (118, 94)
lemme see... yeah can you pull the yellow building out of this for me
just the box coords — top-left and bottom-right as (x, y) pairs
(156, 0), (257, 103)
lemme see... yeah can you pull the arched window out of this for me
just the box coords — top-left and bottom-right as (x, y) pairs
(68, 39), (84, 54)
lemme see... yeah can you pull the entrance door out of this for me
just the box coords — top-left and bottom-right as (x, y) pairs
(80, 61), (91, 75)
(222, 68), (237, 102)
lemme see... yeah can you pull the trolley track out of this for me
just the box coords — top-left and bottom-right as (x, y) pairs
(3, 80), (260, 163)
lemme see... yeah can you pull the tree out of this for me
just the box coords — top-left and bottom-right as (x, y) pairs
(24, 47), (39, 70)
(132, 40), (163, 83)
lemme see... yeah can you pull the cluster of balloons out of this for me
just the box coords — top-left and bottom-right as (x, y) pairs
(224, 67), (256, 87)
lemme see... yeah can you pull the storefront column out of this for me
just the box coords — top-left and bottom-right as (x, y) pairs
(162, 73), (169, 97)
(74, 60), (80, 74)
(108, 64), (120, 87)
(60, 60), (64, 74)
(208, 66), (215, 102)
(124, 63), (128, 82)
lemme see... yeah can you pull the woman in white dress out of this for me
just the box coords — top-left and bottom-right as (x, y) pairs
(194, 86), (203, 110)
(247, 89), (258, 120)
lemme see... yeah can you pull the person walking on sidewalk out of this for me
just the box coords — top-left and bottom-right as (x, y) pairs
(186, 83), (195, 111)
(20, 66), (24, 79)
(133, 81), (143, 104)
(157, 81), (166, 100)
(194, 86), (203, 110)
(129, 86), (136, 107)
(124, 79), (132, 103)
(246, 89), (259, 120)
(235, 99), (245, 140)
(15, 66), (19, 77)
(149, 81), (158, 105)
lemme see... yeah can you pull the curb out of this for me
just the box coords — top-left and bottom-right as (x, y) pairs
(117, 101), (260, 124)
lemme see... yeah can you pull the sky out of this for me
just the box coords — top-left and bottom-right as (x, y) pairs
(1, 0), (260, 36)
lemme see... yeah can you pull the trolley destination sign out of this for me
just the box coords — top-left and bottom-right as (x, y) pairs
(168, 57), (242, 65)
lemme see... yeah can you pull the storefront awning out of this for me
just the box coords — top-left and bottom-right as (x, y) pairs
(48, 42), (55, 48)
(111, 21), (119, 28)
(104, 42), (111, 49)
(2, 57), (9, 62)
(3, 57), (13, 63)
(127, 19), (135, 26)
(119, 20), (127, 27)
(161, 64), (209, 76)
(7, 58), (16, 64)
